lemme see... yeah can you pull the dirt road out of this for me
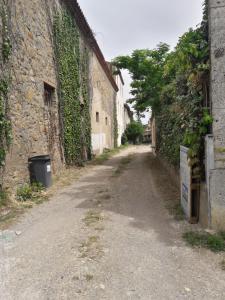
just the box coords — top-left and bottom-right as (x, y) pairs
(1, 145), (225, 299)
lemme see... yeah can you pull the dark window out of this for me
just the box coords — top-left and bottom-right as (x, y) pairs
(44, 82), (55, 107)
(96, 112), (99, 122)
(105, 117), (108, 125)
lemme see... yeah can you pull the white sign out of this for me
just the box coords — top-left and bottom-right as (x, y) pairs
(47, 164), (51, 173)
(180, 146), (191, 220)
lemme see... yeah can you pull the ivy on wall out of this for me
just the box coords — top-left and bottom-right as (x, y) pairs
(156, 0), (211, 174)
(113, 1), (210, 177)
(0, 1), (12, 168)
(53, 9), (91, 165)
(80, 47), (92, 160)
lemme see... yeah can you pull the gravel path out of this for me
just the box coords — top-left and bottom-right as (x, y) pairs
(1, 145), (225, 299)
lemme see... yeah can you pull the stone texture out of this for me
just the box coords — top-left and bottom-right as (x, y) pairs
(90, 53), (116, 155)
(1, 0), (118, 189)
(209, 0), (225, 229)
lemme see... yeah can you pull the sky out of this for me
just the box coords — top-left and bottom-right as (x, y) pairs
(78, 0), (204, 123)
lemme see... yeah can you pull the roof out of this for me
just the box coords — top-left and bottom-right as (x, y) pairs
(107, 62), (124, 86)
(124, 103), (133, 120)
(118, 70), (125, 86)
(63, 0), (119, 92)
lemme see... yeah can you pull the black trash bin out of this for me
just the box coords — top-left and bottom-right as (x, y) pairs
(28, 155), (52, 188)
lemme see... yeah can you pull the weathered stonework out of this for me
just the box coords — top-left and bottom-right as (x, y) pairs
(208, 0), (225, 229)
(115, 74), (125, 147)
(90, 53), (116, 154)
(3, 0), (64, 189)
(1, 0), (118, 189)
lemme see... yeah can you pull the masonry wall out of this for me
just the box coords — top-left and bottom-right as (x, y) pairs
(115, 76), (125, 147)
(124, 107), (132, 129)
(90, 53), (116, 155)
(3, 0), (64, 189)
(208, 0), (225, 229)
(1, 0), (117, 189)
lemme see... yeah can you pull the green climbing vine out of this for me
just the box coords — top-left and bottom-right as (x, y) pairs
(80, 46), (92, 160)
(53, 9), (91, 165)
(113, 1), (211, 177)
(0, 1), (12, 168)
(156, 0), (211, 174)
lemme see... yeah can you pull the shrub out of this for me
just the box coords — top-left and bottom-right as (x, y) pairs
(121, 132), (128, 145)
(16, 182), (44, 202)
(125, 121), (144, 144)
(17, 184), (33, 201)
(183, 231), (225, 252)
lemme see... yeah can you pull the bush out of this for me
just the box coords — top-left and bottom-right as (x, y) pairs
(125, 121), (144, 144)
(121, 132), (128, 145)
(17, 184), (33, 201)
(183, 231), (225, 252)
(16, 182), (44, 202)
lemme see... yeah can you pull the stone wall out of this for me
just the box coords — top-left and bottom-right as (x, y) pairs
(115, 75), (125, 147)
(90, 53), (116, 155)
(1, 0), (118, 189)
(3, 0), (64, 189)
(208, 0), (225, 229)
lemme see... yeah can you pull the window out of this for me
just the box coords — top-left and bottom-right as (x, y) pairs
(96, 112), (99, 122)
(105, 117), (108, 125)
(44, 82), (55, 107)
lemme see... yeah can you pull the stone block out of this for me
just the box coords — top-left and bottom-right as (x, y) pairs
(209, 169), (225, 230)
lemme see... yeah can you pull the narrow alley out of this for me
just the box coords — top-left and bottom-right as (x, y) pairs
(1, 146), (225, 300)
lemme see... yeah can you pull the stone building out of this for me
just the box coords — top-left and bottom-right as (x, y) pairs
(0, 0), (118, 189)
(115, 71), (125, 147)
(90, 59), (118, 155)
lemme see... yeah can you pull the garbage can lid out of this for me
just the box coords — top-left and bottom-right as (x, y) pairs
(28, 155), (51, 162)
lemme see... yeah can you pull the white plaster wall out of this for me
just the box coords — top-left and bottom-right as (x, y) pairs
(91, 133), (106, 154)
(115, 75), (125, 146)
(89, 53), (116, 155)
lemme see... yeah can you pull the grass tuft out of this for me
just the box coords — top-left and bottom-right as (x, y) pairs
(183, 231), (225, 252)
(85, 274), (94, 281)
(83, 210), (104, 227)
(93, 145), (129, 165)
(79, 235), (103, 259)
(113, 154), (133, 177)
(16, 182), (46, 203)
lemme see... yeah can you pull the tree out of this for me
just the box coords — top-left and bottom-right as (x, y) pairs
(125, 121), (144, 144)
(113, 43), (170, 115)
(113, 1), (211, 170)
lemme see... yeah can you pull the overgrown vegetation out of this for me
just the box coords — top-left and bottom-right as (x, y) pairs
(183, 231), (225, 253)
(16, 183), (46, 203)
(53, 9), (91, 165)
(125, 121), (144, 144)
(113, 1), (210, 173)
(92, 145), (128, 165)
(0, 1), (12, 169)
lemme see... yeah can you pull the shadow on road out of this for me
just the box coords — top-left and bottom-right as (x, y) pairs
(62, 147), (183, 247)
